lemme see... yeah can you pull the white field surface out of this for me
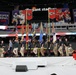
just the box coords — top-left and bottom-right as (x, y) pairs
(0, 57), (76, 75)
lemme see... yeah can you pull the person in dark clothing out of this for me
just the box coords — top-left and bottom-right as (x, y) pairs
(58, 39), (64, 56)
(13, 39), (19, 57)
(64, 38), (70, 56)
(46, 39), (51, 56)
(8, 40), (13, 57)
(32, 45), (38, 57)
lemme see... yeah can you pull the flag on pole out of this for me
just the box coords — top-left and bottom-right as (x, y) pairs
(52, 22), (55, 33)
(32, 23), (36, 39)
(48, 8), (56, 43)
(39, 22), (43, 43)
(25, 9), (29, 43)
(53, 33), (56, 43)
(52, 22), (56, 43)
(33, 30), (36, 38)
(20, 25), (24, 41)
(15, 27), (18, 40)
(26, 32), (29, 43)
(39, 32), (43, 43)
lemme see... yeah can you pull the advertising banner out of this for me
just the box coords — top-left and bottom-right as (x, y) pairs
(55, 8), (71, 23)
(48, 8), (71, 23)
(12, 10), (25, 25)
(73, 9), (76, 22)
(12, 9), (33, 25)
(0, 12), (9, 25)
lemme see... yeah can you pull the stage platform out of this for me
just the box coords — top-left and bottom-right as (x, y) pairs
(0, 57), (76, 75)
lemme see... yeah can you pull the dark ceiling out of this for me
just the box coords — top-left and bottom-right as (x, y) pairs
(0, 0), (75, 5)
(0, 0), (76, 10)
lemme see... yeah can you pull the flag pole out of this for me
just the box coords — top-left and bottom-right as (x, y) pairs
(38, 22), (43, 57)
(26, 9), (28, 50)
(15, 26), (18, 41)
(15, 18), (18, 40)
(52, 8), (56, 43)
(52, 20), (56, 44)
(48, 8), (50, 41)
(21, 24), (24, 43)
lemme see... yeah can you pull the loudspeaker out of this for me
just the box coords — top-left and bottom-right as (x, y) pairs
(15, 65), (28, 72)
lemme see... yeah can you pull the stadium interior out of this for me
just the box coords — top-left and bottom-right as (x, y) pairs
(0, 1), (76, 75)
(0, 0), (76, 57)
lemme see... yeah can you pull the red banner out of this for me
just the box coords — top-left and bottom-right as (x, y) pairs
(48, 9), (55, 19)
(48, 8), (71, 22)
(25, 9), (33, 20)
(55, 8), (64, 21)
